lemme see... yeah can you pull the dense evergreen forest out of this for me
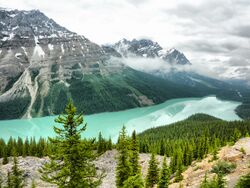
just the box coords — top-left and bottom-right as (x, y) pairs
(138, 114), (250, 166)
(0, 105), (250, 188)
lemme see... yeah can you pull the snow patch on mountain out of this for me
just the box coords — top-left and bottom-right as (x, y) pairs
(33, 37), (45, 57)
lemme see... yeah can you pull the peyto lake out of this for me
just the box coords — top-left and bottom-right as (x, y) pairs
(0, 96), (241, 142)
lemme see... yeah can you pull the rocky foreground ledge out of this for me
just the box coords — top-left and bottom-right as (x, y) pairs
(0, 150), (164, 188)
(0, 138), (250, 188)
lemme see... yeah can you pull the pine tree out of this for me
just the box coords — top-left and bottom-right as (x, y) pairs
(232, 128), (241, 143)
(2, 147), (8, 165)
(130, 130), (141, 176)
(123, 174), (144, 188)
(159, 140), (165, 156)
(212, 148), (218, 161)
(174, 149), (184, 182)
(7, 137), (14, 156)
(107, 136), (112, 150)
(146, 153), (159, 188)
(97, 132), (104, 154)
(116, 126), (131, 188)
(22, 138), (29, 157)
(7, 171), (11, 188)
(158, 156), (170, 188)
(17, 137), (23, 156)
(10, 156), (25, 188)
(40, 100), (102, 188)
(29, 137), (36, 156)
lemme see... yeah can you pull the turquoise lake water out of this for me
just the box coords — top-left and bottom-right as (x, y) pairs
(0, 96), (241, 142)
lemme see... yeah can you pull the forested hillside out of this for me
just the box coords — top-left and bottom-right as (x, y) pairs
(1, 112), (250, 187)
(138, 114), (250, 176)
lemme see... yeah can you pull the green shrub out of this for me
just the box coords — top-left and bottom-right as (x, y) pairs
(240, 147), (246, 155)
(236, 172), (250, 188)
(211, 160), (236, 175)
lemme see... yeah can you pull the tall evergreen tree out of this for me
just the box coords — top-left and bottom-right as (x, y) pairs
(40, 100), (102, 188)
(130, 130), (141, 176)
(22, 138), (29, 157)
(97, 132), (105, 154)
(123, 174), (144, 188)
(116, 126), (131, 188)
(10, 155), (25, 188)
(107, 136), (112, 150)
(7, 171), (11, 188)
(158, 156), (170, 188)
(2, 147), (8, 165)
(146, 153), (159, 188)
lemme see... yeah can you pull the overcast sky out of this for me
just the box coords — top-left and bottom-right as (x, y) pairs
(1, 0), (250, 80)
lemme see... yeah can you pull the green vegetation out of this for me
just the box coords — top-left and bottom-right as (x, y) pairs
(116, 126), (132, 188)
(211, 161), (236, 175)
(0, 96), (31, 120)
(240, 147), (246, 155)
(200, 173), (226, 188)
(0, 137), (50, 162)
(123, 174), (144, 188)
(1, 152), (26, 188)
(9, 156), (25, 188)
(146, 153), (159, 188)
(236, 172), (250, 188)
(116, 127), (144, 188)
(0, 109), (250, 187)
(39, 100), (102, 187)
(138, 114), (250, 176)
(0, 134), (111, 163)
(130, 130), (141, 176)
(157, 156), (170, 188)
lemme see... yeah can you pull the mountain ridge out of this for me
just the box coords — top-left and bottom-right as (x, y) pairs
(0, 8), (202, 120)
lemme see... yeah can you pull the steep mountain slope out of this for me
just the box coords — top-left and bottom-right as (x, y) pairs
(0, 8), (200, 120)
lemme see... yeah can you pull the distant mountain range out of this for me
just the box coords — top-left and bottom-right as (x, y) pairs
(108, 38), (191, 65)
(0, 8), (249, 120)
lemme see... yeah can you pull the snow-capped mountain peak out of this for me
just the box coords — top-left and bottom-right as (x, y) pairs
(112, 38), (191, 65)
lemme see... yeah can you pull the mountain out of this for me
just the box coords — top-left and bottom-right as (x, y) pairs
(0, 8), (201, 120)
(109, 38), (243, 98)
(0, 8), (249, 120)
(110, 38), (191, 65)
(108, 38), (250, 119)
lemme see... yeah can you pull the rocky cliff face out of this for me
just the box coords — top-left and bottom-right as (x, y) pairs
(0, 8), (129, 119)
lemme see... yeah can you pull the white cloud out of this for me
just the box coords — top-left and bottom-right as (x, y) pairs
(0, 0), (250, 80)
